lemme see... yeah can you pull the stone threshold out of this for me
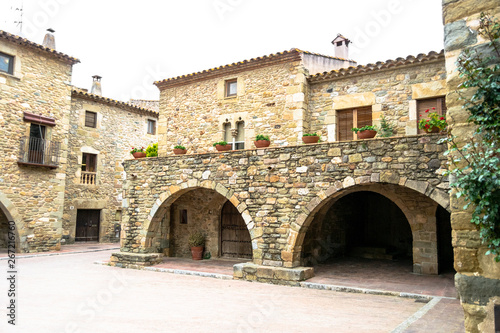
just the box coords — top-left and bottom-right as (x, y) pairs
(0, 246), (120, 260)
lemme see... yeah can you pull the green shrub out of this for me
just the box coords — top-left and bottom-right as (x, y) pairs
(145, 143), (158, 157)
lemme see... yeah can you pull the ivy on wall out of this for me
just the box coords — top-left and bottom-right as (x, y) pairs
(444, 13), (500, 261)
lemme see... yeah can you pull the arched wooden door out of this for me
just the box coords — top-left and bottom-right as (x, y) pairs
(220, 201), (252, 259)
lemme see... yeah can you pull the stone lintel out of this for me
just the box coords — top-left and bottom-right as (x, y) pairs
(233, 262), (314, 286)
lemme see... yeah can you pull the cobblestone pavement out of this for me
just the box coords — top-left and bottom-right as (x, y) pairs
(0, 248), (464, 332)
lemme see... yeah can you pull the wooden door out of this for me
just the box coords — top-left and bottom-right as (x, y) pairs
(221, 201), (252, 258)
(76, 210), (100, 242)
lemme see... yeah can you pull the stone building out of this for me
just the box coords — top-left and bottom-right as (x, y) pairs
(113, 38), (452, 274)
(0, 30), (78, 252)
(0, 30), (158, 251)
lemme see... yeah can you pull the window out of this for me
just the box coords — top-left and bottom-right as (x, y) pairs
(225, 79), (237, 97)
(0, 52), (14, 75)
(234, 121), (245, 150)
(180, 209), (188, 224)
(223, 122), (232, 146)
(81, 153), (97, 184)
(85, 111), (97, 128)
(147, 119), (156, 135)
(417, 97), (447, 134)
(337, 106), (372, 141)
(28, 124), (46, 164)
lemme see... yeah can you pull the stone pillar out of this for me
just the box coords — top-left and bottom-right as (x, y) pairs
(442, 1), (500, 331)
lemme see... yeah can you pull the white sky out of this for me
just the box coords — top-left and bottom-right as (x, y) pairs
(0, 0), (445, 102)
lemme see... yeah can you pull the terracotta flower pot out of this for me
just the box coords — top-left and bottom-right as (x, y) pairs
(424, 126), (441, 133)
(254, 140), (270, 148)
(357, 130), (377, 139)
(302, 136), (320, 144)
(215, 144), (231, 151)
(132, 152), (147, 159)
(173, 148), (187, 155)
(190, 246), (204, 260)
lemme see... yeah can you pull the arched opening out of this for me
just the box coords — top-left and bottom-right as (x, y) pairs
(303, 191), (412, 267)
(146, 187), (253, 261)
(0, 208), (10, 252)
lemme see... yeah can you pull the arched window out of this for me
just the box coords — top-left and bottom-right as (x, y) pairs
(223, 123), (232, 146)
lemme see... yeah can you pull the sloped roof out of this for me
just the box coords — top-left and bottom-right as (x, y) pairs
(0, 30), (80, 65)
(155, 48), (356, 89)
(71, 88), (159, 117)
(308, 50), (444, 82)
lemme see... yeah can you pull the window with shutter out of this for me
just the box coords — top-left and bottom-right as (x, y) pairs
(337, 106), (372, 141)
(85, 111), (97, 128)
(417, 97), (447, 134)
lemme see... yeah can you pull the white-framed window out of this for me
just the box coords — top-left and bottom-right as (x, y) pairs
(234, 121), (245, 150)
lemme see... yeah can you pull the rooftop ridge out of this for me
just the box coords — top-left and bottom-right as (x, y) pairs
(0, 30), (80, 65)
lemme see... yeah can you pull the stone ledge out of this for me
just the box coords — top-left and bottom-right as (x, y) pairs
(233, 262), (314, 286)
(109, 252), (163, 269)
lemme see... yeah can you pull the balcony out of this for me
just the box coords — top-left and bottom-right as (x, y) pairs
(18, 137), (60, 169)
(80, 172), (96, 185)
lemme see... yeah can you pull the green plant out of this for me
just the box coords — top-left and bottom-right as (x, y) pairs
(351, 125), (376, 133)
(188, 230), (205, 247)
(145, 143), (158, 157)
(303, 133), (318, 137)
(443, 13), (500, 261)
(213, 141), (228, 147)
(130, 147), (145, 154)
(174, 145), (186, 150)
(418, 110), (447, 131)
(255, 134), (270, 141)
(378, 115), (395, 137)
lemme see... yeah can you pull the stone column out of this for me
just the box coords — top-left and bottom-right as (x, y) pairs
(442, 1), (500, 332)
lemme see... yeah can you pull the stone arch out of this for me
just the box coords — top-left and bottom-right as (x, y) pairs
(140, 180), (256, 257)
(0, 191), (24, 252)
(286, 180), (450, 273)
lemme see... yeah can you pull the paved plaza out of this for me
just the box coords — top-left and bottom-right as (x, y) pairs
(0, 246), (464, 332)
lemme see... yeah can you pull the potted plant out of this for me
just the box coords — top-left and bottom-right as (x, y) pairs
(418, 108), (447, 133)
(213, 141), (231, 151)
(351, 125), (377, 139)
(188, 230), (205, 260)
(254, 134), (270, 148)
(302, 133), (320, 144)
(377, 115), (395, 138)
(173, 145), (187, 155)
(130, 147), (146, 158)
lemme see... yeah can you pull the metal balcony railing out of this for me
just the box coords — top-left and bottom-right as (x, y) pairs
(80, 172), (96, 185)
(18, 137), (60, 168)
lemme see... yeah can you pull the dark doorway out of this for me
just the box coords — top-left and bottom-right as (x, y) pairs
(436, 205), (454, 273)
(28, 124), (46, 164)
(220, 201), (252, 259)
(76, 209), (100, 242)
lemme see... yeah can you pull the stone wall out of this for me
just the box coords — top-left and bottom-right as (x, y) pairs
(308, 57), (447, 140)
(156, 59), (309, 156)
(117, 134), (449, 278)
(63, 94), (158, 244)
(0, 36), (75, 252)
(442, 1), (500, 331)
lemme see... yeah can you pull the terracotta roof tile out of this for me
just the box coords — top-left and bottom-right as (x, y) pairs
(308, 50), (444, 82)
(155, 48), (356, 88)
(71, 88), (158, 116)
(0, 30), (80, 65)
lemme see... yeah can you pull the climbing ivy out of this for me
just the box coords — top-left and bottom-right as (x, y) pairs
(444, 13), (500, 261)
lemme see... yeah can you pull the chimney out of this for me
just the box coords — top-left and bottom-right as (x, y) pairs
(332, 34), (350, 59)
(91, 75), (102, 96)
(42, 28), (56, 49)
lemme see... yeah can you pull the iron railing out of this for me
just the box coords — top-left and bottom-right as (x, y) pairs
(18, 137), (60, 167)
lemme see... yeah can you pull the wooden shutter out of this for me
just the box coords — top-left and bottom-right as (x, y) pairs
(85, 111), (97, 128)
(417, 97), (447, 134)
(337, 106), (372, 141)
(337, 109), (354, 141)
